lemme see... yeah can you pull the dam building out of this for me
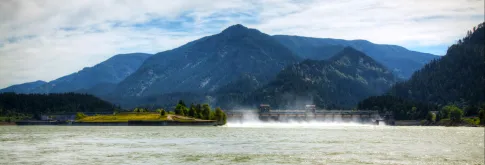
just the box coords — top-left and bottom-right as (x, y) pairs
(226, 104), (394, 125)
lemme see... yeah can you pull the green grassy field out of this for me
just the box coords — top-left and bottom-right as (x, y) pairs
(78, 112), (168, 122)
(77, 112), (212, 122)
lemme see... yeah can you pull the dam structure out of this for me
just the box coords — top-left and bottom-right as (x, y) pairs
(226, 104), (394, 125)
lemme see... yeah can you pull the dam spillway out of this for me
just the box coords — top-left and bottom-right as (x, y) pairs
(225, 104), (394, 125)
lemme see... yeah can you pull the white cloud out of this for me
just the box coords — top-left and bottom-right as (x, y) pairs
(0, 0), (483, 88)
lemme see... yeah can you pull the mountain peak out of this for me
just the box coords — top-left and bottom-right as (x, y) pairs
(328, 47), (388, 70)
(330, 47), (369, 61)
(222, 24), (248, 32)
(220, 24), (258, 37)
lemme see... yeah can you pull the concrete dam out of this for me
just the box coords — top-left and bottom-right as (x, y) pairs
(225, 104), (395, 125)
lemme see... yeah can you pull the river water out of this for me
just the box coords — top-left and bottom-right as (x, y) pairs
(0, 124), (483, 165)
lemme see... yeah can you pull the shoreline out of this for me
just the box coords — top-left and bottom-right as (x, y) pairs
(13, 120), (218, 126)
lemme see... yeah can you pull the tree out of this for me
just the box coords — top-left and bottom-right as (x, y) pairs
(202, 104), (211, 120)
(464, 105), (479, 116)
(211, 107), (228, 125)
(195, 104), (202, 118)
(222, 112), (227, 125)
(214, 107), (223, 125)
(188, 104), (196, 117)
(160, 109), (166, 116)
(426, 111), (436, 122)
(441, 105), (459, 119)
(450, 108), (464, 122)
(75, 112), (87, 120)
(174, 104), (186, 116)
(178, 100), (186, 107)
(478, 107), (485, 125)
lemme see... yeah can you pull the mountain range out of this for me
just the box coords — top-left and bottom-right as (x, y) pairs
(1, 24), (440, 109)
(0, 53), (151, 94)
(113, 24), (301, 97)
(241, 47), (397, 109)
(273, 35), (438, 79)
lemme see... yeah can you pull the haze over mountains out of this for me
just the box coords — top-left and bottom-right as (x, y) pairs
(1, 24), (441, 108)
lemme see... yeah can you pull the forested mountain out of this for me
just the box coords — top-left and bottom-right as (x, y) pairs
(0, 93), (118, 118)
(273, 35), (439, 79)
(357, 95), (439, 120)
(241, 47), (397, 109)
(112, 24), (300, 97)
(0, 53), (151, 94)
(388, 22), (485, 109)
(0, 80), (46, 93)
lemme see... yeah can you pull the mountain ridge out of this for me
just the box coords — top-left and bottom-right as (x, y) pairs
(111, 24), (301, 98)
(240, 47), (398, 109)
(272, 35), (439, 79)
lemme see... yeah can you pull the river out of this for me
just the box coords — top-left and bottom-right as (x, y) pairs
(0, 124), (483, 165)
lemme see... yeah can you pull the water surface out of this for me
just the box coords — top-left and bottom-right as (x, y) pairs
(0, 125), (483, 164)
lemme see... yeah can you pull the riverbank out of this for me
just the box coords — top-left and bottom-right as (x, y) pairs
(13, 112), (218, 126)
(394, 117), (483, 127)
(0, 122), (16, 125)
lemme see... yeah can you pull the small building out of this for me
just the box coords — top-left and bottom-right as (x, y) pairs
(259, 104), (270, 113)
(305, 105), (316, 113)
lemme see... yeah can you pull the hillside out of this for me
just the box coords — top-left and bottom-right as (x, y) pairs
(388, 22), (485, 109)
(0, 80), (46, 93)
(243, 47), (397, 109)
(273, 35), (439, 79)
(0, 53), (151, 94)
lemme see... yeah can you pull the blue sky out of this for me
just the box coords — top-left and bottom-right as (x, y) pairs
(0, 0), (484, 88)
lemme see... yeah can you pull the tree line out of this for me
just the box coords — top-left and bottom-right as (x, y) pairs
(129, 100), (227, 125)
(0, 92), (119, 121)
(172, 100), (227, 125)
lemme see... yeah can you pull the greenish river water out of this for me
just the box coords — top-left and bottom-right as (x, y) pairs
(0, 124), (483, 165)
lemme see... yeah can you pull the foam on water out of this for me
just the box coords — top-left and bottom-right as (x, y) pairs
(225, 109), (386, 128)
(226, 121), (379, 128)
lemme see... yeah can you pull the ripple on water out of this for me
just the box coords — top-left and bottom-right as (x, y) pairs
(0, 126), (483, 165)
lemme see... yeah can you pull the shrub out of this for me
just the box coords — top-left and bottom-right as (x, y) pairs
(478, 109), (485, 125)
(426, 111), (436, 122)
(450, 108), (463, 122)
(202, 104), (211, 120)
(75, 112), (87, 120)
(214, 108), (226, 125)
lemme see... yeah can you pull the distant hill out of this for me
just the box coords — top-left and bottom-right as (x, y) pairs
(0, 92), (118, 118)
(0, 53), (151, 94)
(273, 35), (439, 79)
(242, 47), (398, 109)
(388, 22), (485, 108)
(112, 24), (301, 97)
(0, 80), (46, 93)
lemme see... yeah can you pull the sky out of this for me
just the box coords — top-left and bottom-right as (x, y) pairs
(0, 0), (483, 89)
